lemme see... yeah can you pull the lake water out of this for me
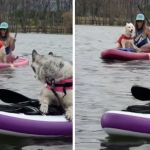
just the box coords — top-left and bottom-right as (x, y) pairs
(75, 25), (150, 150)
(0, 33), (72, 150)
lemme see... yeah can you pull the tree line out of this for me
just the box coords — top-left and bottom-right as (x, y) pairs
(0, 0), (72, 34)
(75, 0), (150, 26)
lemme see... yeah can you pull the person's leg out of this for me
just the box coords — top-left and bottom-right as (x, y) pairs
(139, 43), (150, 52)
(6, 54), (16, 63)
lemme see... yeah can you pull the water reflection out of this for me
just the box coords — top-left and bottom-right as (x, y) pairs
(0, 68), (15, 79)
(0, 135), (72, 150)
(100, 136), (150, 150)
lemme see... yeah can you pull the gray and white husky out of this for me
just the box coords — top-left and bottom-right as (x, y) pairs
(31, 50), (73, 121)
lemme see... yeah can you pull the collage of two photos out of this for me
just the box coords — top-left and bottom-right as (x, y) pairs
(0, 0), (150, 150)
(0, 0), (72, 150)
(76, 0), (150, 150)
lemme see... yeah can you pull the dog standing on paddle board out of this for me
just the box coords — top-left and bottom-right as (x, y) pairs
(31, 50), (73, 121)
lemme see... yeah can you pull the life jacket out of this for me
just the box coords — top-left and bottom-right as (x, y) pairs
(0, 36), (14, 54)
(0, 40), (3, 49)
(117, 34), (133, 47)
(134, 29), (148, 47)
(46, 78), (72, 94)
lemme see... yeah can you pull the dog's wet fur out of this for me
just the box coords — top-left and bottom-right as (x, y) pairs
(31, 49), (72, 121)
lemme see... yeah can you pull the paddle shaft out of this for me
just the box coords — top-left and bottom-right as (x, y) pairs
(14, 32), (17, 39)
(137, 5), (150, 25)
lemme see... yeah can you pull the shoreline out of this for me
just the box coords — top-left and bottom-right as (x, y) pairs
(10, 26), (72, 34)
(76, 16), (130, 26)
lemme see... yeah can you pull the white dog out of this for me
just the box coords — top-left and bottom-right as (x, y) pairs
(116, 23), (140, 51)
(31, 50), (72, 121)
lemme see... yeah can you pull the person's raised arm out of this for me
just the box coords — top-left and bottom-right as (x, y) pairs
(9, 36), (16, 51)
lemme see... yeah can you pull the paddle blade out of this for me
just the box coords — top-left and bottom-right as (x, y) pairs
(131, 85), (150, 100)
(0, 89), (33, 103)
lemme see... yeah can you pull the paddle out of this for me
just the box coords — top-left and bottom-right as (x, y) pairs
(0, 89), (65, 115)
(0, 104), (42, 115)
(126, 104), (150, 113)
(0, 89), (38, 104)
(131, 85), (150, 100)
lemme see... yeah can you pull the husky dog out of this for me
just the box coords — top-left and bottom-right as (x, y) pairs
(31, 50), (72, 121)
(116, 23), (140, 51)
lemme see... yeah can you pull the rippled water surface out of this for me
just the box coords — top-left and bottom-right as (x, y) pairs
(0, 33), (72, 150)
(75, 25), (150, 150)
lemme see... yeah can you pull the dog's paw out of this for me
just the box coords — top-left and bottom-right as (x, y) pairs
(65, 107), (72, 121)
(40, 103), (49, 114)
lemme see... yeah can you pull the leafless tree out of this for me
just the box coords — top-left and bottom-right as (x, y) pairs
(76, 0), (150, 26)
(0, 0), (72, 33)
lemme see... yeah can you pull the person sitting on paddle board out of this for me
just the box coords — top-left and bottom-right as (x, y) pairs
(134, 13), (150, 52)
(0, 22), (16, 62)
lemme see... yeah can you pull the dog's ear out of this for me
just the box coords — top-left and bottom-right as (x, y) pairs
(32, 49), (38, 61)
(48, 52), (53, 56)
(126, 23), (129, 26)
(32, 49), (38, 55)
(131, 23), (134, 27)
